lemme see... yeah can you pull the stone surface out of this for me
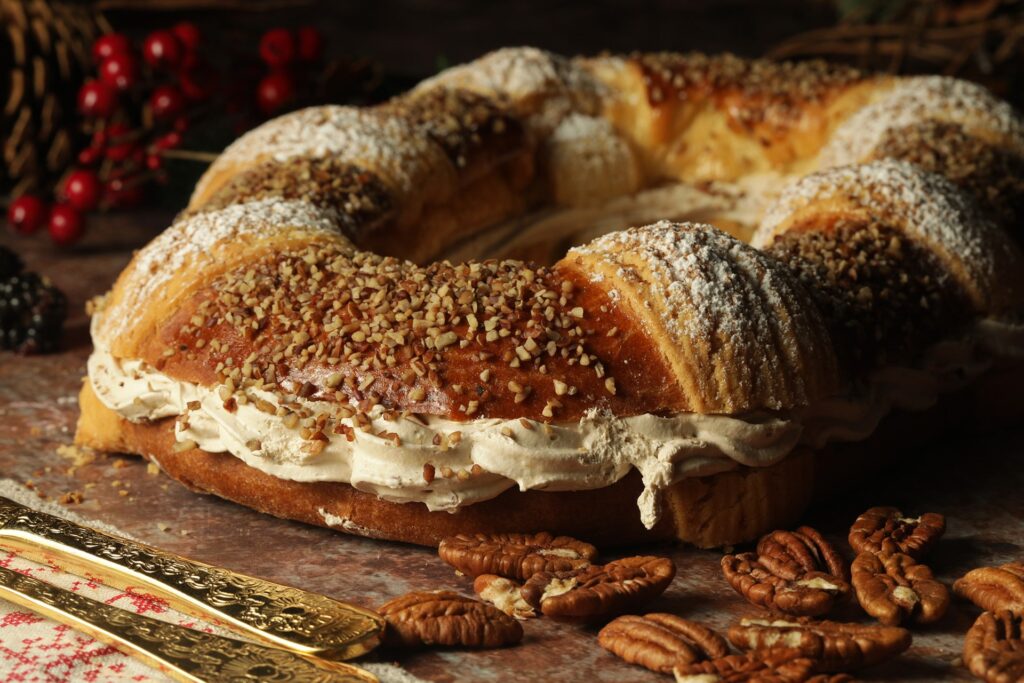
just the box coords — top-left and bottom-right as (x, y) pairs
(1, 215), (1022, 681)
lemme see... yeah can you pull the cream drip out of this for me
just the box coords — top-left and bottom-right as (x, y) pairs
(87, 317), (1023, 529)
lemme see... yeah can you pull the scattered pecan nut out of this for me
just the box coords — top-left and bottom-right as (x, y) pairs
(727, 617), (911, 672)
(473, 574), (535, 619)
(851, 552), (949, 626)
(757, 527), (850, 582)
(377, 590), (523, 648)
(520, 555), (675, 620)
(954, 562), (1024, 614)
(438, 532), (598, 580)
(722, 552), (850, 618)
(848, 507), (945, 559)
(598, 613), (728, 675)
(963, 610), (1024, 683)
(672, 647), (820, 682)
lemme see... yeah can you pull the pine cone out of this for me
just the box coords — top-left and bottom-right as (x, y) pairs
(1, 0), (104, 197)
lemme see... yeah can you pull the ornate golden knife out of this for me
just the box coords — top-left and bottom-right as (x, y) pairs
(0, 496), (384, 662)
(0, 564), (377, 682)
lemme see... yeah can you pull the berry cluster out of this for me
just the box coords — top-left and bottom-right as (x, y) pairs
(256, 27), (325, 115)
(7, 22), (210, 246)
(0, 246), (67, 355)
(5, 22), (333, 248)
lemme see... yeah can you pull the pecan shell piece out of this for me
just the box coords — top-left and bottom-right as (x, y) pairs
(438, 532), (598, 580)
(963, 610), (1024, 683)
(377, 590), (523, 648)
(727, 617), (911, 672)
(848, 506), (945, 559)
(851, 552), (949, 626)
(757, 527), (850, 582)
(722, 552), (850, 618)
(599, 613), (729, 674)
(954, 563), (1024, 615)
(473, 574), (535, 619)
(520, 555), (675, 620)
(672, 647), (819, 682)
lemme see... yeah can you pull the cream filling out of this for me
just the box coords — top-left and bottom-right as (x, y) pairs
(87, 317), (1022, 529)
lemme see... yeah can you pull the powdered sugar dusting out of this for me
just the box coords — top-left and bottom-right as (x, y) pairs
(571, 221), (835, 410)
(192, 106), (446, 204)
(755, 160), (1021, 312)
(819, 76), (1024, 168)
(97, 199), (345, 344)
(414, 46), (604, 134)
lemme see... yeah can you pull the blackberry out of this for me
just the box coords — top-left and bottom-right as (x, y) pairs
(0, 263), (67, 355)
(0, 246), (22, 279)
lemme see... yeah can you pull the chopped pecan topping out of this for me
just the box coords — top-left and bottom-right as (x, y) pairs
(851, 552), (948, 626)
(757, 527), (849, 582)
(848, 506), (945, 559)
(672, 647), (819, 682)
(377, 590), (523, 648)
(727, 617), (911, 671)
(598, 613), (728, 674)
(954, 562), (1024, 615)
(520, 555), (675, 620)
(963, 610), (1024, 683)
(473, 574), (535, 619)
(722, 552), (850, 618)
(438, 532), (598, 580)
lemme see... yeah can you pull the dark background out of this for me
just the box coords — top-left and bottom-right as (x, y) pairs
(103, 0), (836, 84)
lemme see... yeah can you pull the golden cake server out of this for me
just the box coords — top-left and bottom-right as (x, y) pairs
(0, 564), (377, 682)
(0, 496), (384, 662)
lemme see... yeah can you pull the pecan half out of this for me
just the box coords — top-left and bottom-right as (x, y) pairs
(848, 507), (945, 559)
(438, 532), (598, 580)
(954, 563), (1024, 614)
(520, 555), (675, 620)
(963, 610), (1024, 682)
(727, 617), (911, 671)
(722, 552), (850, 617)
(599, 613), (728, 674)
(672, 647), (820, 682)
(377, 590), (523, 648)
(473, 574), (535, 619)
(851, 552), (949, 626)
(758, 527), (850, 582)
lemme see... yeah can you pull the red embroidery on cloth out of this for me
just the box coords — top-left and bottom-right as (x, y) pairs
(0, 549), (222, 682)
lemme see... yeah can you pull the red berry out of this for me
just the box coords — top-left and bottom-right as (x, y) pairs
(178, 67), (214, 102)
(145, 153), (163, 171)
(171, 22), (201, 52)
(143, 30), (183, 69)
(259, 28), (296, 67)
(296, 27), (324, 62)
(92, 33), (132, 63)
(257, 71), (296, 114)
(104, 123), (136, 161)
(77, 146), (102, 166)
(6, 195), (47, 235)
(99, 53), (139, 91)
(77, 80), (117, 117)
(154, 131), (182, 150)
(149, 85), (186, 120)
(62, 170), (102, 212)
(104, 178), (144, 208)
(48, 205), (85, 246)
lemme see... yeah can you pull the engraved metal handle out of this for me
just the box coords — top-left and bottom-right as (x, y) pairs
(0, 497), (384, 661)
(0, 564), (377, 682)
